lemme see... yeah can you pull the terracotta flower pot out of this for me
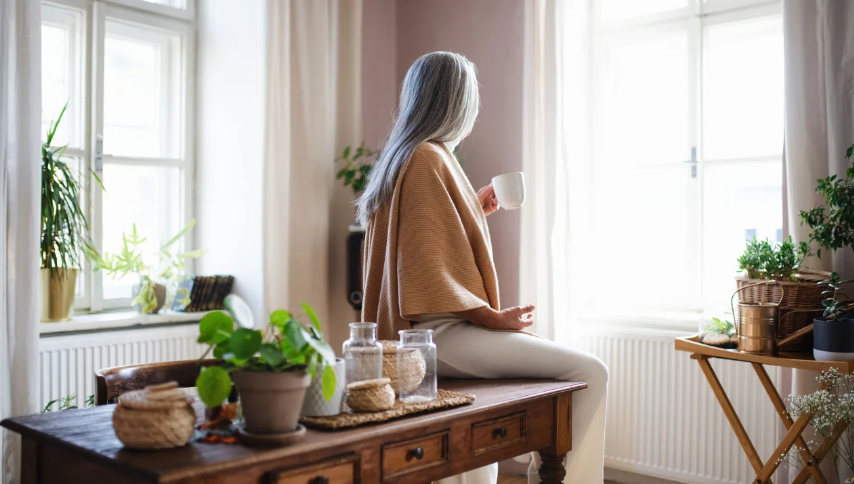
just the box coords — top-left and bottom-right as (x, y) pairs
(813, 318), (854, 362)
(232, 369), (310, 434)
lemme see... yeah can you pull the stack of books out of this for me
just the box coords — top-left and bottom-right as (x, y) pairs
(184, 275), (235, 312)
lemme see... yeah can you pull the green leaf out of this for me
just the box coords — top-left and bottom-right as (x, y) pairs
(229, 328), (262, 359)
(259, 343), (285, 367)
(213, 340), (230, 359)
(198, 311), (234, 344)
(305, 334), (336, 365)
(301, 302), (322, 334)
(270, 309), (291, 330)
(342, 146), (351, 159)
(284, 319), (308, 350)
(321, 363), (337, 401)
(196, 366), (232, 408)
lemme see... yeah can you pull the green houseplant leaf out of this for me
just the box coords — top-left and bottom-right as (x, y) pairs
(229, 328), (262, 359)
(321, 364), (337, 401)
(196, 366), (232, 408)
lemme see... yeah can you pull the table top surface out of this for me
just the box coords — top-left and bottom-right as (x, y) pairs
(1, 379), (584, 481)
(675, 334), (854, 372)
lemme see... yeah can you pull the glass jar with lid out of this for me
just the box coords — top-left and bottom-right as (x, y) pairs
(342, 322), (383, 386)
(397, 329), (437, 403)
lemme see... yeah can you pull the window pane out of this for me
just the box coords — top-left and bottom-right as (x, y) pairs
(101, 164), (182, 300)
(590, 30), (693, 310)
(103, 20), (183, 158)
(142, 0), (187, 9)
(41, 5), (83, 149)
(599, 0), (687, 23)
(702, 161), (783, 306)
(703, 16), (784, 160)
(598, 31), (690, 165)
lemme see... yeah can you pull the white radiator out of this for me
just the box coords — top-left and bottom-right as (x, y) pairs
(570, 327), (784, 484)
(38, 323), (207, 410)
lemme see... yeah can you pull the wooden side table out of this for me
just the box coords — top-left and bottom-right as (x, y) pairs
(676, 335), (854, 484)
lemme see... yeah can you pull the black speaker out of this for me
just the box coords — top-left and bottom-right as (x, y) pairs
(346, 226), (366, 311)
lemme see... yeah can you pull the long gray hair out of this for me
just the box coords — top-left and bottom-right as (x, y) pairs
(356, 51), (480, 225)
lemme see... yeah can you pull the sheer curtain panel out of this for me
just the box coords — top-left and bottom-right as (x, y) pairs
(520, 0), (588, 341)
(0, 0), (41, 482)
(783, 1), (854, 481)
(263, 0), (362, 335)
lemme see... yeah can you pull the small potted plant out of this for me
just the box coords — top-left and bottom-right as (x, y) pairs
(40, 103), (102, 321)
(813, 272), (854, 361)
(86, 221), (204, 314)
(195, 303), (337, 436)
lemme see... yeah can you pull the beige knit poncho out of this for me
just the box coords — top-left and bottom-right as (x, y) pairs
(361, 142), (501, 341)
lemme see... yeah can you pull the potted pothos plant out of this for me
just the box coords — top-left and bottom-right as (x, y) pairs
(85, 220), (204, 314)
(800, 142), (854, 360)
(40, 103), (103, 321)
(195, 303), (337, 435)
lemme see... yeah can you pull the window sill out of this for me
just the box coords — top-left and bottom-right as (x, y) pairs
(39, 310), (212, 337)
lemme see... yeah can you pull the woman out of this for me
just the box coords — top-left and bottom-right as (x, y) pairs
(358, 51), (608, 484)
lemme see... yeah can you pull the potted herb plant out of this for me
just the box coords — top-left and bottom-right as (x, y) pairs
(40, 103), (102, 322)
(800, 142), (854, 360)
(85, 221), (204, 314)
(195, 303), (337, 435)
(813, 272), (854, 361)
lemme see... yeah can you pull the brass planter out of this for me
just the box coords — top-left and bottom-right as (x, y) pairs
(40, 268), (77, 322)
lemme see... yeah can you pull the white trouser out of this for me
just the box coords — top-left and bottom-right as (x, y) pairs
(414, 321), (609, 484)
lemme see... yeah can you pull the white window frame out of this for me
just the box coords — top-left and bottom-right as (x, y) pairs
(41, 0), (195, 313)
(581, 0), (783, 329)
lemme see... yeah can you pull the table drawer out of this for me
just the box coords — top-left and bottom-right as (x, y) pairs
(471, 411), (527, 456)
(381, 430), (450, 480)
(268, 455), (358, 484)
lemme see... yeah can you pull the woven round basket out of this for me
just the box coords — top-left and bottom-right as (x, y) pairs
(735, 276), (826, 352)
(380, 340), (427, 395)
(346, 378), (395, 412)
(112, 382), (196, 449)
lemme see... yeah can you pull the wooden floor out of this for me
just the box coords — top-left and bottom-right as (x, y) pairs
(497, 475), (617, 484)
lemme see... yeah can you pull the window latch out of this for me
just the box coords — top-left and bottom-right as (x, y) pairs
(94, 135), (103, 174)
(683, 146), (697, 178)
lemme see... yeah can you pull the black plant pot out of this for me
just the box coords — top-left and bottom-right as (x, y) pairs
(813, 318), (854, 361)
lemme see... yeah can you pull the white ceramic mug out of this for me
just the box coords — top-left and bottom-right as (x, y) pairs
(491, 172), (526, 210)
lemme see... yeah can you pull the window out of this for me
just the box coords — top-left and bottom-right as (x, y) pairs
(580, 0), (783, 322)
(41, 0), (194, 312)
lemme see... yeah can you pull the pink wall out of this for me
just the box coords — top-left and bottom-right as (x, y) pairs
(362, 0), (525, 308)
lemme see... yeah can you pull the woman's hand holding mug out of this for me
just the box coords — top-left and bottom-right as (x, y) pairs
(477, 184), (499, 216)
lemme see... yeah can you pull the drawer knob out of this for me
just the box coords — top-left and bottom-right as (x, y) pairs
(311, 477), (329, 484)
(495, 427), (508, 438)
(411, 446), (424, 460)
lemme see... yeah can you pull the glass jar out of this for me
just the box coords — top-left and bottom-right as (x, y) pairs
(342, 322), (383, 386)
(398, 329), (437, 403)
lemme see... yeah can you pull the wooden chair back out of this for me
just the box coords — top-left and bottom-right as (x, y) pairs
(95, 359), (222, 405)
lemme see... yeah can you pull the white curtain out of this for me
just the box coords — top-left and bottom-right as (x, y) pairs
(520, 0), (588, 342)
(263, 0), (362, 343)
(783, 1), (854, 482)
(0, 0), (41, 482)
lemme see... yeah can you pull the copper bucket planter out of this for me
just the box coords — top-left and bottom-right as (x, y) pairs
(731, 281), (815, 356)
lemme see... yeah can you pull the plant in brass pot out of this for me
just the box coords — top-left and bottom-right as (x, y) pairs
(801, 142), (854, 361)
(195, 303), (337, 435)
(85, 221), (204, 314)
(40, 103), (102, 322)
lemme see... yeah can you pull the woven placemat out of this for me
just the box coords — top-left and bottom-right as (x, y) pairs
(300, 389), (475, 430)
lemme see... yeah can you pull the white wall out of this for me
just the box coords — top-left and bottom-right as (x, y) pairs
(195, 0), (266, 325)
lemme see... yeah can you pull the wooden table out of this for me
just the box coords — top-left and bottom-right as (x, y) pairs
(1, 379), (586, 484)
(675, 335), (854, 484)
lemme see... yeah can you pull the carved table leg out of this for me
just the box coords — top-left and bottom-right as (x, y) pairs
(538, 449), (566, 484)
